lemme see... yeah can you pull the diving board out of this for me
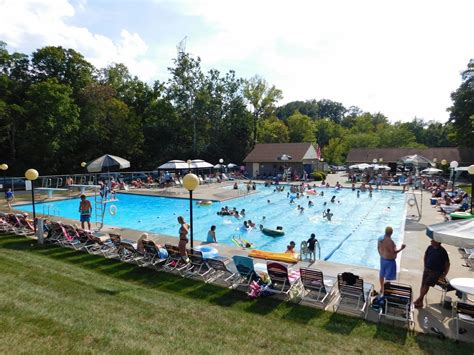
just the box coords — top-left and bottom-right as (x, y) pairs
(70, 184), (101, 194)
(36, 187), (69, 199)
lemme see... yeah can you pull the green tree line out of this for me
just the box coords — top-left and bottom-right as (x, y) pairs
(0, 42), (472, 174)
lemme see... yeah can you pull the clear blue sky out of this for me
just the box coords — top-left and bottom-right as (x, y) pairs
(1, 0), (473, 122)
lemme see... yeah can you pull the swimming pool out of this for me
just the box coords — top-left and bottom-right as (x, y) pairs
(17, 186), (406, 269)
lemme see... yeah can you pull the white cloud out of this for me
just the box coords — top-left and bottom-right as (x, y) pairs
(165, 0), (474, 122)
(0, 0), (161, 81)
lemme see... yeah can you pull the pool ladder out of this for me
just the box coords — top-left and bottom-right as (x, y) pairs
(42, 204), (60, 217)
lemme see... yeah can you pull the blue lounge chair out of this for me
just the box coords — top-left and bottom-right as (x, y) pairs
(232, 255), (257, 286)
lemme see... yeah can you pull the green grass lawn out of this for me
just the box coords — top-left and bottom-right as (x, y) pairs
(0, 234), (471, 354)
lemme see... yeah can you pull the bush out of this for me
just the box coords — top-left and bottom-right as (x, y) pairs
(311, 171), (325, 181)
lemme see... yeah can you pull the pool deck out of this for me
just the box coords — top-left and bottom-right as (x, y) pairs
(5, 174), (474, 341)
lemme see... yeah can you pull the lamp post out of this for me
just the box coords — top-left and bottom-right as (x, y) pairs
(468, 165), (474, 213)
(182, 173), (199, 249)
(219, 158), (224, 177)
(449, 160), (458, 191)
(25, 169), (39, 233)
(0, 164), (8, 192)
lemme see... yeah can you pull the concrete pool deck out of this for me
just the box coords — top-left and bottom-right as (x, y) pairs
(5, 174), (474, 341)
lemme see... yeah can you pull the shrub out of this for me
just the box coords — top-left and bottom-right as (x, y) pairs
(311, 171), (325, 181)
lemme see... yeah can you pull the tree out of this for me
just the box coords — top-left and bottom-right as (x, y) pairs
(286, 111), (315, 142)
(243, 75), (283, 146)
(257, 117), (289, 143)
(31, 46), (94, 96)
(316, 99), (346, 123)
(21, 79), (80, 172)
(314, 118), (346, 147)
(448, 59), (474, 147)
(323, 137), (348, 164)
(166, 51), (205, 155)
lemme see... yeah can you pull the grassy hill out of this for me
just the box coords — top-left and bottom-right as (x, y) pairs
(0, 234), (470, 354)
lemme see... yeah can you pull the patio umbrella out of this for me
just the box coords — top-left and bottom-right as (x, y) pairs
(399, 154), (434, 167)
(371, 164), (391, 170)
(426, 220), (474, 248)
(213, 164), (222, 169)
(157, 160), (189, 170)
(349, 163), (371, 170)
(190, 159), (214, 169)
(421, 167), (443, 175)
(278, 154), (293, 161)
(227, 163), (238, 168)
(86, 154), (130, 173)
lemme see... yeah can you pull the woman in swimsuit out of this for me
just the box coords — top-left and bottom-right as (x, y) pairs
(177, 216), (189, 260)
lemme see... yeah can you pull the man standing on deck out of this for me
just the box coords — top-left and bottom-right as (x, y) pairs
(79, 194), (92, 230)
(377, 226), (406, 295)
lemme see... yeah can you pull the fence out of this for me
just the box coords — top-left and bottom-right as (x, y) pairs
(0, 171), (162, 192)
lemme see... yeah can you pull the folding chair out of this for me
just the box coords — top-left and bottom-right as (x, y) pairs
(206, 257), (237, 285)
(163, 244), (191, 273)
(333, 272), (373, 319)
(379, 282), (414, 327)
(266, 262), (302, 299)
(185, 248), (213, 281)
(299, 267), (335, 308)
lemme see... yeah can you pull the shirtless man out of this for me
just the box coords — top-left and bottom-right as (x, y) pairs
(377, 226), (406, 295)
(78, 194), (92, 230)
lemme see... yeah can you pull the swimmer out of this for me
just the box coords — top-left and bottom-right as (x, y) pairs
(299, 207), (305, 214)
(323, 208), (333, 221)
(267, 199), (271, 204)
(331, 195), (336, 203)
(262, 216), (266, 221)
(308, 200), (314, 207)
(323, 202), (327, 206)
(287, 192), (290, 198)
(369, 190), (373, 198)
(357, 190), (360, 198)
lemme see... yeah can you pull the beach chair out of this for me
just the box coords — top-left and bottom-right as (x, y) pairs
(6, 214), (33, 236)
(453, 302), (474, 341)
(102, 233), (122, 259)
(141, 239), (167, 269)
(333, 272), (373, 319)
(299, 267), (336, 308)
(43, 221), (64, 244)
(266, 262), (302, 298)
(163, 244), (191, 273)
(232, 255), (257, 287)
(379, 282), (414, 327)
(206, 257), (237, 286)
(118, 242), (145, 265)
(0, 213), (15, 233)
(58, 224), (83, 249)
(184, 248), (213, 281)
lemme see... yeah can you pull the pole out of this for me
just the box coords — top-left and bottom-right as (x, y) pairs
(31, 183), (36, 233)
(189, 190), (193, 248)
(471, 175), (474, 213)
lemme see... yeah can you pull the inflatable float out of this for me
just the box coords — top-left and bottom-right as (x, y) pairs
(232, 236), (255, 249)
(249, 250), (299, 263)
(194, 245), (219, 259)
(450, 212), (474, 220)
(197, 200), (213, 206)
(260, 227), (285, 237)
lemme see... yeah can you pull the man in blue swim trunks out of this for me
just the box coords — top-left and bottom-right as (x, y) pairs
(377, 226), (406, 295)
(79, 194), (92, 230)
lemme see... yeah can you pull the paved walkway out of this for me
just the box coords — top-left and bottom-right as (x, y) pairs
(5, 175), (473, 341)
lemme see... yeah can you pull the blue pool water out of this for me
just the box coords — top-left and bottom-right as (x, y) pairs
(18, 186), (406, 269)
